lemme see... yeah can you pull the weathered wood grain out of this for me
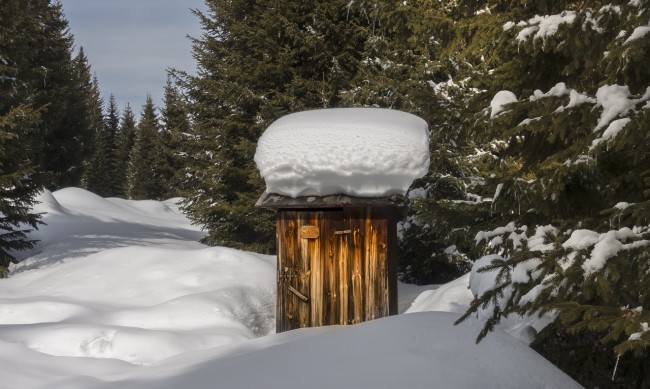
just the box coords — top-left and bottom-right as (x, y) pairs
(275, 207), (398, 333)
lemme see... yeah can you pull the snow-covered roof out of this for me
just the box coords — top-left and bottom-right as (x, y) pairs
(254, 108), (430, 198)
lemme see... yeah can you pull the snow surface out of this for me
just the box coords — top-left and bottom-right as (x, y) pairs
(0, 189), (581, 388)
(254, 108), (430, 198)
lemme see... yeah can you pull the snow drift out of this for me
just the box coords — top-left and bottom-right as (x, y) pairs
(0, 188), (580, 388)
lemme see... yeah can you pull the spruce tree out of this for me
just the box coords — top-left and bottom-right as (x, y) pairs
(0, 106), (44, 277)
(86, 94), (119, 197)
(388, 1), (650, 385)
(160, 77), (191, 198)
(0, 0), (57, 275)
(127, 96), (166, 200)
(82, 76), (106, 193)
(181, 0), (372, 253)
(71, 47), (97, 176)
(29, 1), (93, 188)
(104, 94), (121, 195)
(338, 1), (476, 283)
(114, 104), (137, 197)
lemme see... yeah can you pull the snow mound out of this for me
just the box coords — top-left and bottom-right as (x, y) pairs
(254, 108), (430, 197)
(0, 188), (581, 388)
(1, 188), (276, 367)
(98, 312), (580, 389)
(35, 189), (67, 215)
(406, 273), (473, 314)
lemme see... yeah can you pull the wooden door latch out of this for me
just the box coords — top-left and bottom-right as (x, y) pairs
(288, 285), (309, 303)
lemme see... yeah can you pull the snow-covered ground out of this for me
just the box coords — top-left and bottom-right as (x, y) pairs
(0, 188), (581, 388)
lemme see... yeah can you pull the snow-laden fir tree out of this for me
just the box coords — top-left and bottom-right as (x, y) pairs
(394, 0), (650, 385)
(339, 0), (479, 283)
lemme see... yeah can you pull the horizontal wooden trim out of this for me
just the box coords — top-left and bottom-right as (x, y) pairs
(256, 192), (408, 210)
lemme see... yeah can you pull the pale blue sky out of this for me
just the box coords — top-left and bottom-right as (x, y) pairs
(61, 0), (207, 116)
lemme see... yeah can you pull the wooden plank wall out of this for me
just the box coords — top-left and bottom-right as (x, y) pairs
(276, 207), (397, 333)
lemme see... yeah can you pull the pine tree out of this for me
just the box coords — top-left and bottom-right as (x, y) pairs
(127, 96), (166, 200)
(114, 104), (137, 197)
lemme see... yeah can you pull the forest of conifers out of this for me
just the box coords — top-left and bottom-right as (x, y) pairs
(1, 1), (649, 386)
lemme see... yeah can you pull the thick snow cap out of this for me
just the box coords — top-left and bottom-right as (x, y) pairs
(254, 108), (430, 198)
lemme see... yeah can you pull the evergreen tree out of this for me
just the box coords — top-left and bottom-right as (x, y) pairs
(338, 1), (475, 283)
(104, 95), (120, 194)
(0, 105), (44, 277)
(29, 1), (94, 188)
(127, 96), (166, 200)
(114, 104), (137, 197)
(71, 47), (97, 175)
(86, 94), (119, 197)
(0, 0), (56, 275)
(82, 76), (106, 191)
(160, 77), (191, 198)
(180, 0), (372, 253)
(383, 0), (650, 385)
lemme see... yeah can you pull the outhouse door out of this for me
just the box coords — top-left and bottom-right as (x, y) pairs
(276, 208), (394, 332)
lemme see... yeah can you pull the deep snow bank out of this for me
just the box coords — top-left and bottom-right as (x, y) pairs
(0, 188), (580, 389)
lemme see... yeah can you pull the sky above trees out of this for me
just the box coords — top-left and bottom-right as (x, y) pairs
(60, 0), (206, 112)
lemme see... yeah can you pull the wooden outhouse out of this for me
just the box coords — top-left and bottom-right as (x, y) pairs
(253, 107), (429, 332)
(256, 192), (407, 333)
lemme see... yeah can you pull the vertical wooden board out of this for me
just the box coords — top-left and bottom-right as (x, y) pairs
(372, 209), (389, 318)
(337, 232), (350, 325)
(323, 211), (343, 325)
(386, 210), (399, 315)
(347, 208), (365, 324)
(296, 212), (314, 329)
(320, 214), (332, 325)
(277, 213), (298, 332)
(286, 214), (300, 331)
(307, 212), (323, 327)
(275, 216), (285, 332)
(363, 211), (378, 320)
(362, 208), (390, 320)
(276, 211), (310, 332)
